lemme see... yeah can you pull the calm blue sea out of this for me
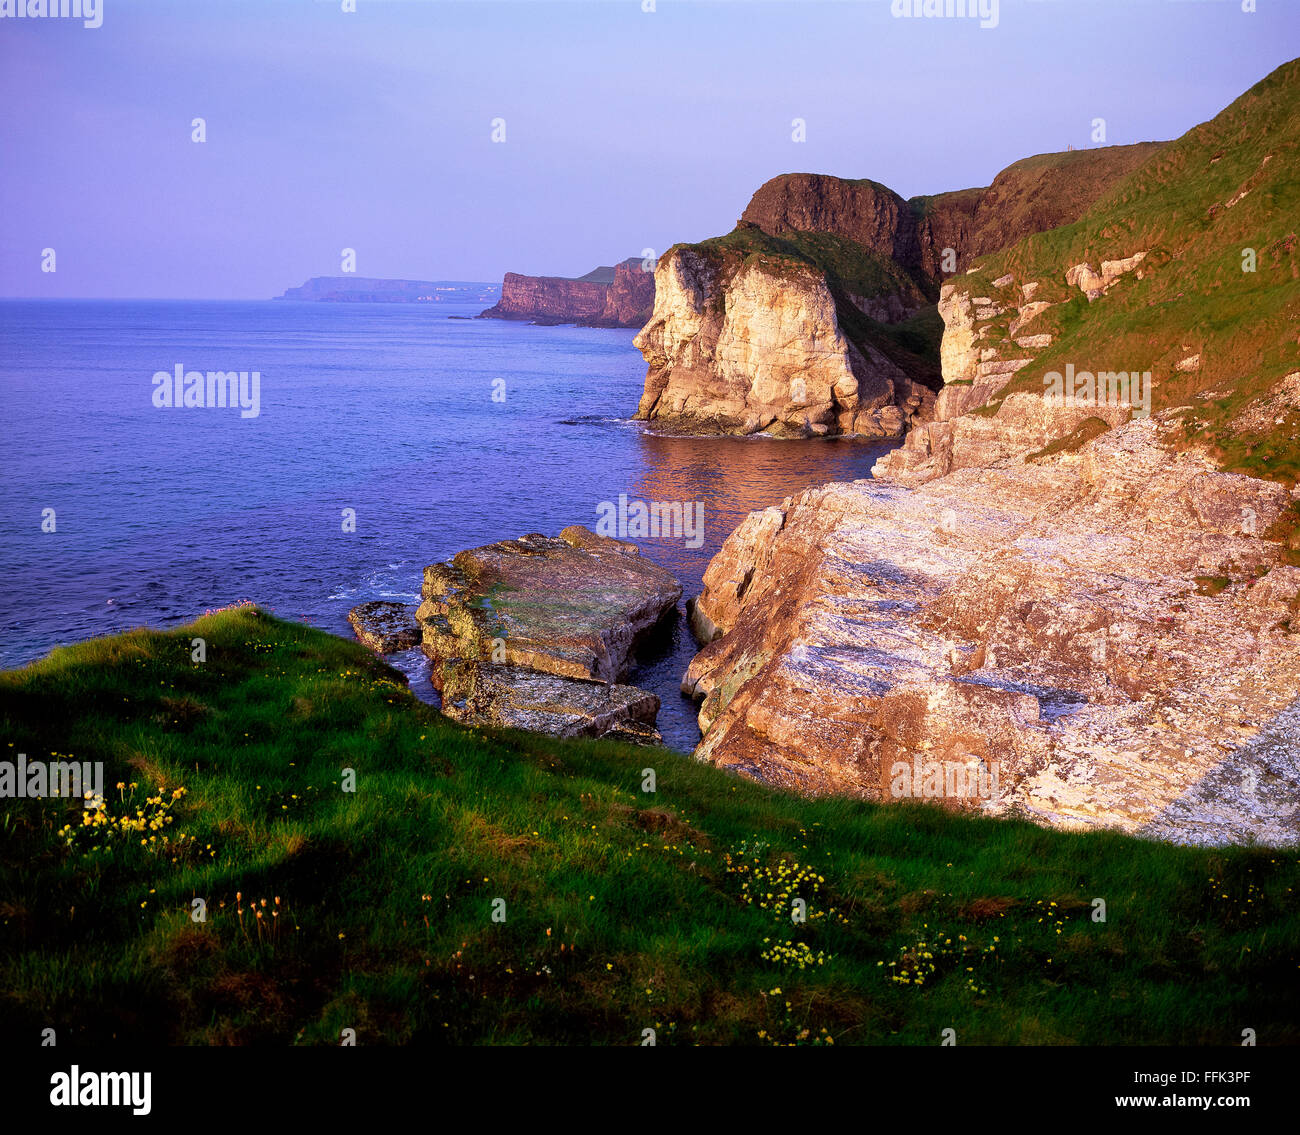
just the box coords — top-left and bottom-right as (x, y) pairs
(0, 297), (894, 751)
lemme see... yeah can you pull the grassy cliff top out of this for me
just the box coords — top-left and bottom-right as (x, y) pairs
(2, 606), (1297, 1044)
(686, 225), (929, 302)
(949, 58), (1300, 484)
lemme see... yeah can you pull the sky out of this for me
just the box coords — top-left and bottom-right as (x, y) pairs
(1, 0), (1297, 298)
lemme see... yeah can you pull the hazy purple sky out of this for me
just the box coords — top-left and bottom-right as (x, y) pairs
(1, 0), (1296, 298)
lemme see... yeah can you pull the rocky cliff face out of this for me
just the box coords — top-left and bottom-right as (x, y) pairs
(881, 57), (1300, 485)
(480, 257), (654, 327)
(740, 144), (1162, 282)
(678, 62), (1300, 844)
(740, 175), (918, 268)
(598, 258), (657, 326)
(873, 254), (1152, 483)
(682, 414), (1300, 843)
(635, 143), (1163, 436)
(633, 244), (928, 438)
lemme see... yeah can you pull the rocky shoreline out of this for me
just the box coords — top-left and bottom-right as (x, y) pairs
(680, 412), (1300, 844)
(347, 62), (1300, 847)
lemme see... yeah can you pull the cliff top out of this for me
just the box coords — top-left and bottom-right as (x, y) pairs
(522, 257), (644, 286)
(740, 144), (1164, 281)
(947, 56), (1300, 485)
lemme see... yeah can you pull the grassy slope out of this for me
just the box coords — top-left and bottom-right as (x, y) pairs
(2, 606), (1296, 1045)
(950, 58), (1300, 484)
(909, 143), (1164, 271)
(691, 226), (928, 303)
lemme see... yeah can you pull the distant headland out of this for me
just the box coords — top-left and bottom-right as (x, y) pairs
(478, 256), (654, 327)
(275, 277), (499, 303)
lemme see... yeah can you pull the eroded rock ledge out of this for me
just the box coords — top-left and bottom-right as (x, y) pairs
(682, 415), (1300, 844)
(348, 601), (421, 653)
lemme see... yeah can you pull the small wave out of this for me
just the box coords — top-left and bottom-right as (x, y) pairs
(556, 414), (635, 426)
(331, 562), (420, 604)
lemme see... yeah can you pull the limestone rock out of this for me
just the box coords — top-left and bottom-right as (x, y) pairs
(633, 246), (915, 438)
(684, 414), (1300, 842)
(1066, 252), (1147, 301)
(439, 665), (662, 743)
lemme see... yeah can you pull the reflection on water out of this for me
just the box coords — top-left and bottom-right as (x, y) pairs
(619, 430), (896, 752)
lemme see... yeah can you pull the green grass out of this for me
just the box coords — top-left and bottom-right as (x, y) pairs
(2, 606), (1297, 1045)
(1194, 576), (1233, 597)
(865, 303), (946, 365)
(690, 226), (928, 303)
(948, 58), (1300, 484)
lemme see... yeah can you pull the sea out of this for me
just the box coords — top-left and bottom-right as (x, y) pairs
(0, 294), (895, 752)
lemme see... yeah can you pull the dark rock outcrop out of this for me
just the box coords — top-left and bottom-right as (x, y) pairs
(740, 175), (919, 268)
(741, 144), (1164, 282)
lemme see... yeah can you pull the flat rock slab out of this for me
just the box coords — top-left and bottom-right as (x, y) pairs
(417, 525), (681, 683)
(441, 664), (662, 744)
(418, 525), (680, 742)
(348, 601), (420, 653)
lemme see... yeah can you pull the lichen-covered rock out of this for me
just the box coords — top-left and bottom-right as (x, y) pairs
(347, 601), (420, 653)
(438, 664), (662, 743)
(417, 527), (680, 682)
(417, 526), (680, 742)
